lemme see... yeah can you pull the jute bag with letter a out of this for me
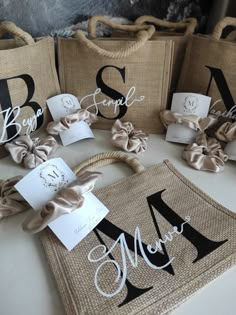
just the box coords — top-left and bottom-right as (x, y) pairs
(0, 21), (60, 158)
(58, 16), (173, 133)
(41, 152), (236, 315)
(135, 16), (197, 104)
(178, 17), (236, 119)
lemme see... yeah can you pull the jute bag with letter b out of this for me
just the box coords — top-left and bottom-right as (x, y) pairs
(58, 16), (173, 133)
(0, 21), (60, 158)
(41, 152), (236, 315)
(178, 17), (236, 119)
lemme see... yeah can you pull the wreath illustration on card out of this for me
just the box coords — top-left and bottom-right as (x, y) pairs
(183, 95), (199, 114)
(39, 163), (69, 192)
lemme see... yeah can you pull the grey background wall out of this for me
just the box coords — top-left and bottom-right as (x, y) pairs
(0, 0), (211, 36)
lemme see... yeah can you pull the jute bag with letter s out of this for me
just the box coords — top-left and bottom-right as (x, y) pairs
(58, 16), (173, 133)
(0, 21), (60, 157)
(41, 152), (236, 315)
(178, 17), (236, 119)
(135, 16), (197, 104)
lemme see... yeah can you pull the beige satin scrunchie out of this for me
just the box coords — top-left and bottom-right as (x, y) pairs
(22, 171), (101, 234)
(183, 133), (228, 172)
(160, 110), (217, 131)
(111, 119), (148, 154)
(5, 135), (57, 169)
(0, 176), (29, 219)
(47, 109), (97, 135)
(215, 121), (236, 142)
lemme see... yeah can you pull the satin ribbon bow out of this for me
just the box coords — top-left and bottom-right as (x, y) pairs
(47, 109), (97, 135)
(22, 171), (101, 234)
(0, 176), (29, 219)
(183, 133), (228, 172)
(215, 121), (236, 142)
(111, 119), (148, 154)
(160, 110), (217, 131)
(5, 135), (57, 169)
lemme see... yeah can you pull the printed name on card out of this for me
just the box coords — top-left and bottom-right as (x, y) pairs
(15, 158), (109, 251)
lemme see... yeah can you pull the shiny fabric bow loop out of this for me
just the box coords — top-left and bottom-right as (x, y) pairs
(22, 171), (101, 234)
(111, 119), (148, 154)
(0, 176), (29, 219)
(5, 135), (57, 169)
(215, 121), (236, 142)
(47, 109), (97, 135)
(183, 134), (228, 172)
(160, 110), (217, 131)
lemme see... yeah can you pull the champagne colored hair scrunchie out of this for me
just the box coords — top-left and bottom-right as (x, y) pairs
(160, 110), (217, 131)
(215, 121), (236, 142)
(5, 135), (57, 169)
(47, 109), (97, 135)
(22, 171), (101, 234)
(0, 176), (29, 219)
(183, 133), (228, 172)
(111, 119), (148, 154)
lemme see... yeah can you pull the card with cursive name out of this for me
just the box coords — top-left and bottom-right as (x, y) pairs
(47, 94), (94, 146)
(166, 93), (212, 144)
(15, 158), (109, 250)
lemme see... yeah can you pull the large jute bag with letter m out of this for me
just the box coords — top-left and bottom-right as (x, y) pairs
(41, 151), (236, 315)
(178, 17), (236, 119)
(58, 16), (173, 133)
(0, 21), (60, 158)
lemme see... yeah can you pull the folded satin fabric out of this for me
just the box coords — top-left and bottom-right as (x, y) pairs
(22, 171), (101, 234)
(183, 133), (228, 172)
(215, 121), (236, 142)
(160, 110), (217, 131)
(0, 176), (29, 219)
(111, 119), (148, 154)
(5, 135), (57, 169)
(47, 109), (97, 135)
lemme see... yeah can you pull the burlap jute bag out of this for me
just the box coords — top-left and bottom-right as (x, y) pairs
(135, 16), (197, 106)
(58, 16), (173, 133)
(178, 17), (236, 119)
(0, 21), (60, 158)
(41, 151), (236, 315)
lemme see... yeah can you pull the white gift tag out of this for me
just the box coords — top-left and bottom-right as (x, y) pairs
(47, 94), (95, 146)
(166, 93), (212, 144)
(15, 158), (109, 251)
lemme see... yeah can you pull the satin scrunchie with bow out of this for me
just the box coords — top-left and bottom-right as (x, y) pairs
(22, 171), (101, 234)
(47, 109), (97, 135)
(215, 121), (236, 142)
(0, 176), (29, 219)
(160, 110), (217, 131)
(183, 133), (228, 172)
(111, 120), (148, 154)
(5, 135), (57, 169)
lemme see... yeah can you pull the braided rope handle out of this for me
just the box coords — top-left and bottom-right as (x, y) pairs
(135, 16), (197, 36)
(74, 16), (155, 59)
(0, 21), (34, 45)
(212, 17), (236, 40)
(73, 151), (145, 176)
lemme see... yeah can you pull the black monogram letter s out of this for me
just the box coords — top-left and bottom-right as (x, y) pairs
(96, 65), (127, 119)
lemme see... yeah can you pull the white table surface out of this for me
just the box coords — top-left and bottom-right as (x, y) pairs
(0, 130), (236, 315)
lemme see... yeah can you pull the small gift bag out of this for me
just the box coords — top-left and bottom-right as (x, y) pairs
(135, 16), (198, 104)
(58, 16), (174, 133)
(178, 17), (236, 119)
(0, 21), (60, 158)
(41, 151), (236, 315)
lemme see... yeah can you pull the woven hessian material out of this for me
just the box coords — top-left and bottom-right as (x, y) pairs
(41, 154), (236, 315)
